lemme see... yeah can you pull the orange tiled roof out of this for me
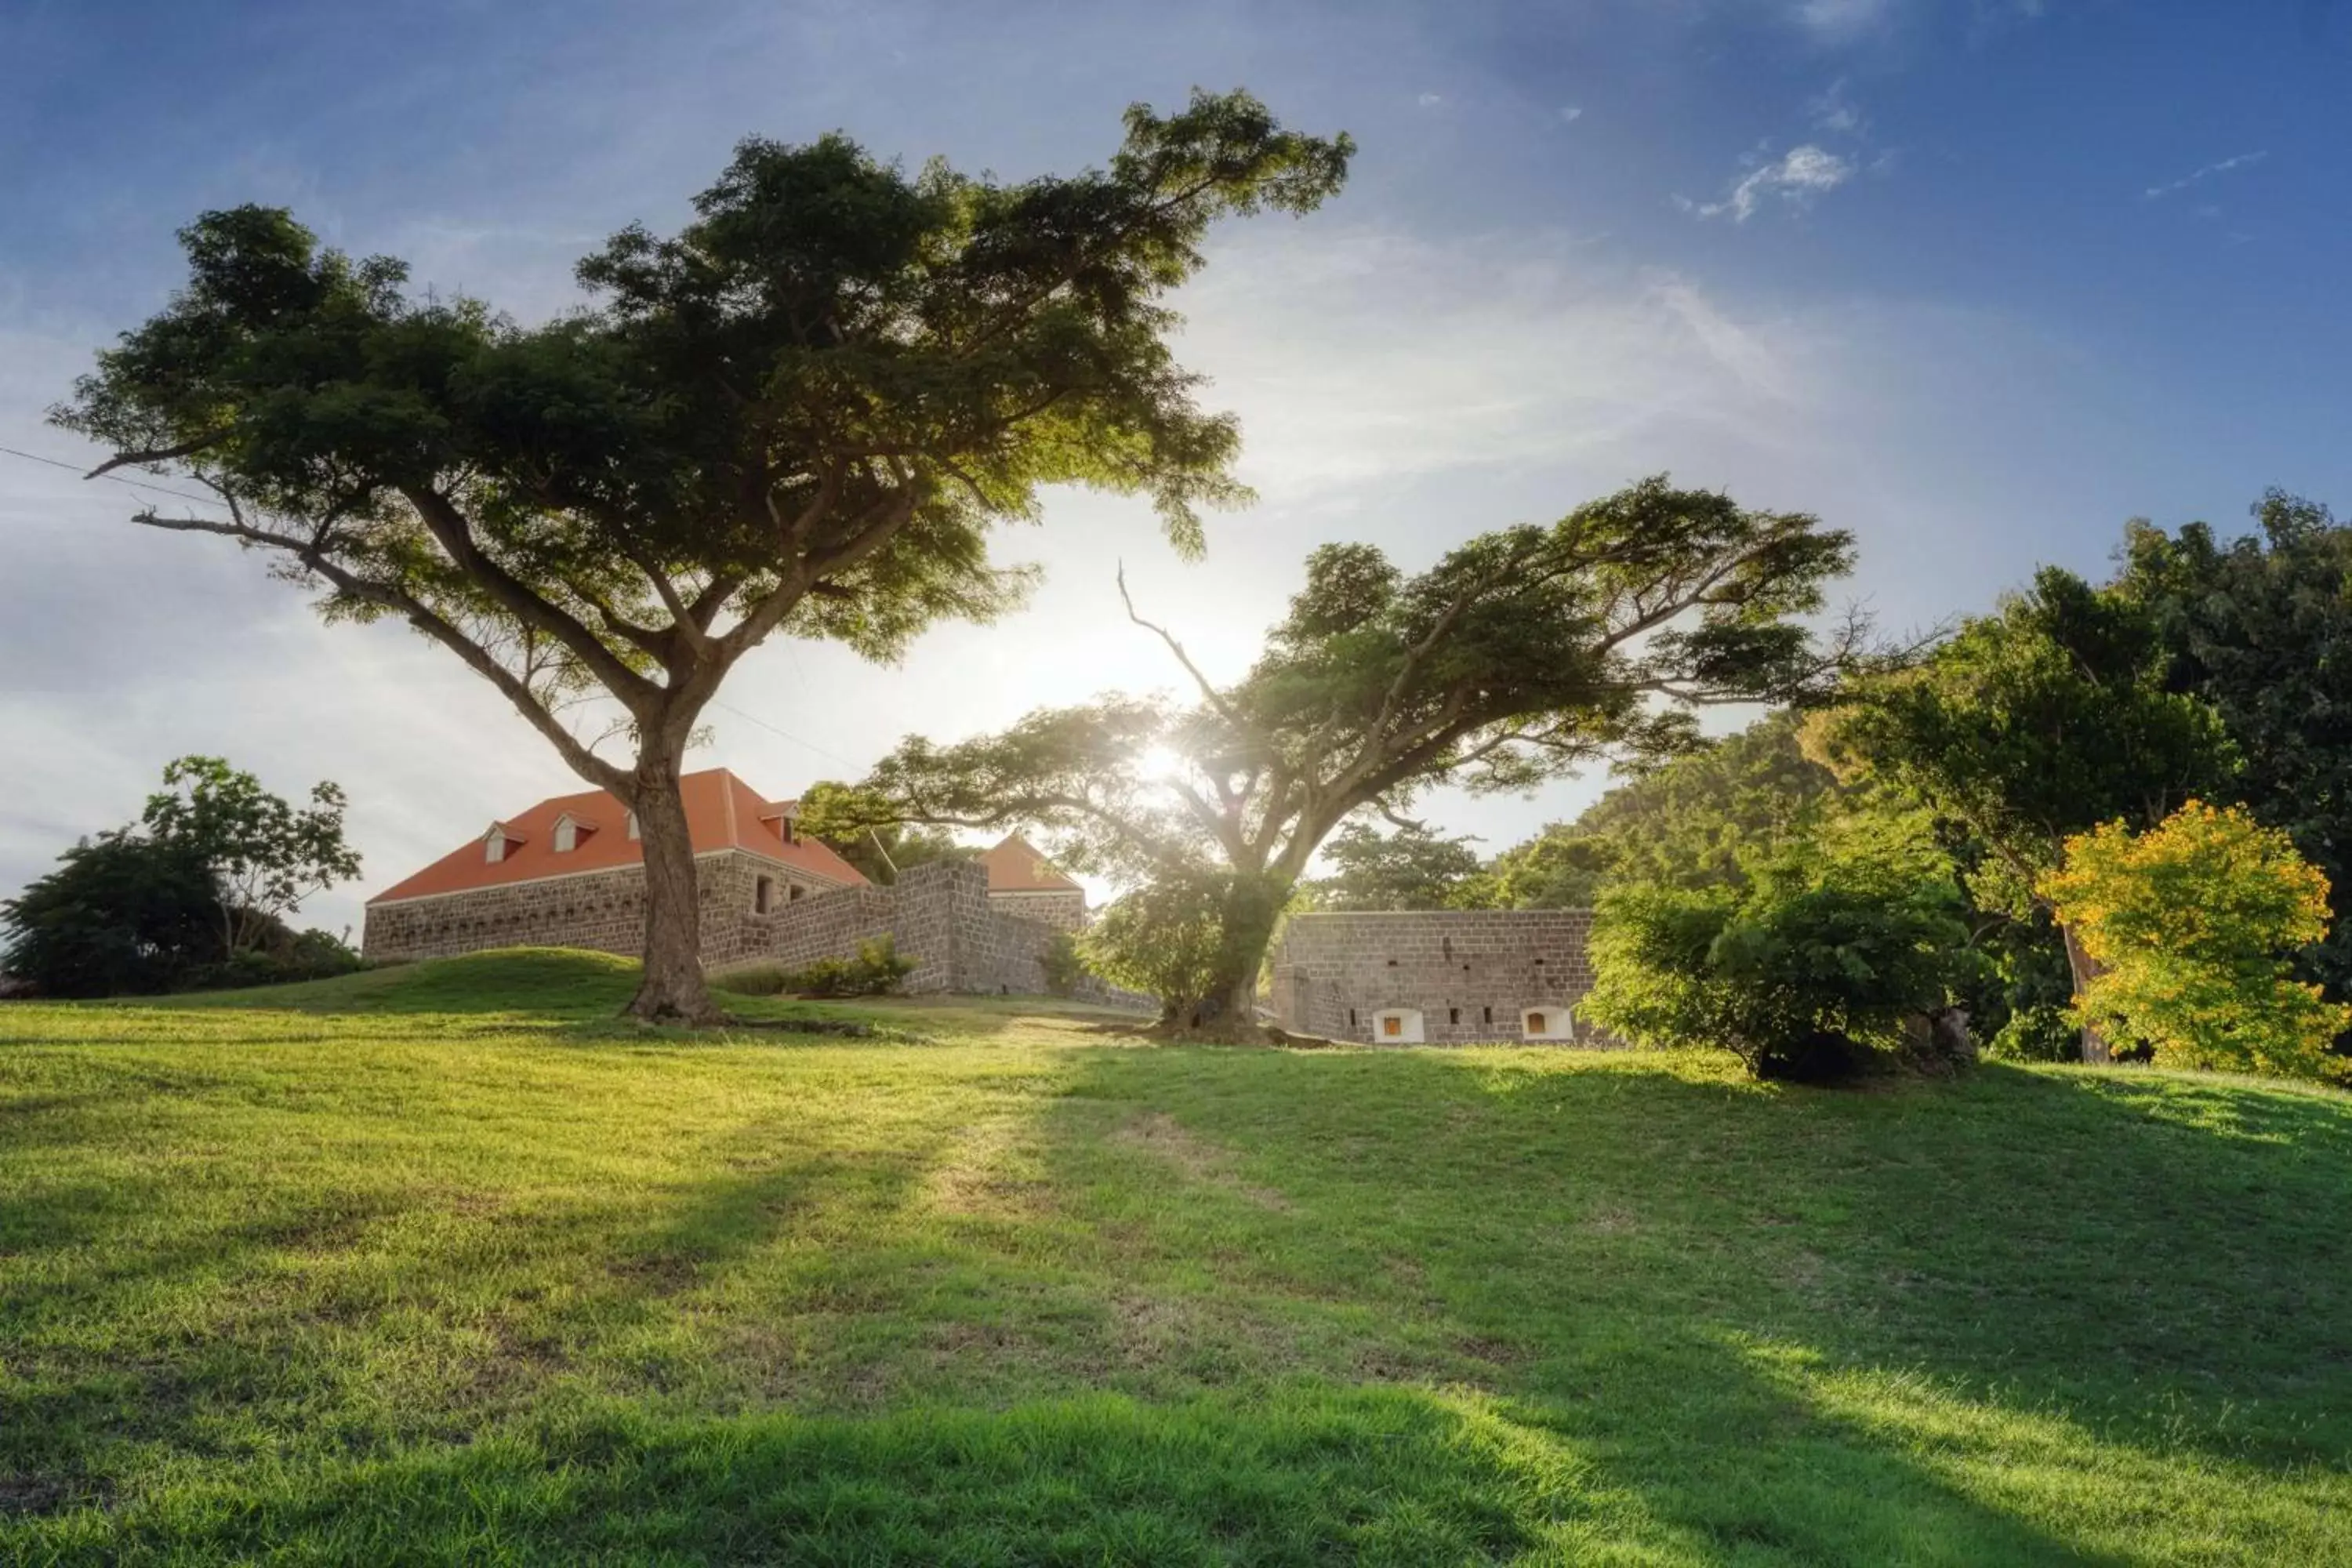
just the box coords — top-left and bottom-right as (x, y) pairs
(368, 768), (869, 905)
(978, 833), (1081, 894)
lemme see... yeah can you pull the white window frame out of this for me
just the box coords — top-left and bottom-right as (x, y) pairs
(1522, 1006), (1575, 1042)
(1370, 1007), (1425, 1044)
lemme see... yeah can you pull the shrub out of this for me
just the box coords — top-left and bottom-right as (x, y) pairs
(1583, 822), (1970, 1081)
(186, 926), (365, 992)
(1040, 931), (1089, 997)
(2045, 801), (2350, 1079)
(716, 963), (791, 997)
(779, 938), (916, 998)
(1988, 1004), (2079, 1062)
(1079, 873), (1232, 1023)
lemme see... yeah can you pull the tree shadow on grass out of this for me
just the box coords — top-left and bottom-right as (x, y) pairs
(9, 1035), (2347, 1563)
(6, 1388), (1582, 1566)
(1014, 1046), (2352, 1562)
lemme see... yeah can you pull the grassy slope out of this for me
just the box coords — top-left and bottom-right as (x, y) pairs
(2, 952), (2350, 1566)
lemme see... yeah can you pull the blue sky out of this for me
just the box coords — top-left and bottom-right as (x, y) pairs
(3, 0), (2347, 931)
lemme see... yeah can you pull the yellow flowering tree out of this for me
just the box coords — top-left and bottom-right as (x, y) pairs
(2045, 802), (2348, 1079)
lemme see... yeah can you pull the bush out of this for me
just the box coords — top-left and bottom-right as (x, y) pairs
(1582, 822), (1970, 1081)
(1079, 873), (1231, 1022)
(779, 937), (916, 998)
(715, 963), (792, 997)
(2046, 800), (2350, 1079)
(1988, 1004), (2078, 1062)
(1040, 932), (1089, 997)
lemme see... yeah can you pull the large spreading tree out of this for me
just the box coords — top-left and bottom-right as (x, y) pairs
(858, 477), (1860, 1025)
(55, 91), (1352, 1020)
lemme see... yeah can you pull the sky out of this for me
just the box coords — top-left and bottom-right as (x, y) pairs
(4, 0), (2349, 935)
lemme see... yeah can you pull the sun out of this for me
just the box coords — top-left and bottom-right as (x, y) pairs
(1138, 744), (1189, 782)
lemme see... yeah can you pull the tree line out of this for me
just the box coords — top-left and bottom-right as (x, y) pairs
(1289, 498), (2352, 1080)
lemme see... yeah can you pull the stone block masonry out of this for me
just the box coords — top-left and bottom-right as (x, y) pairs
(1267, 908), (1620, 1047)
(366, 855), (1148, 1007)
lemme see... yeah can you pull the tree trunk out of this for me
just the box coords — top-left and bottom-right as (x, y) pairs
(626, 758), (717, 1024)
(2060, 920), (2111, 1065)
(1179, 874), (1288, 1032)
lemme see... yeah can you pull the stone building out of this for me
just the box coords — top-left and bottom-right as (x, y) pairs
(1266, 908), (1613, 1046)
(362, 768), (869, 966)
(978, 833), (1088, 930)
(361, 768), (1142, 1003)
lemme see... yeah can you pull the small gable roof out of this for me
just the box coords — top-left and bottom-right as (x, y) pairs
(979, 833), (1080, 894)
(370, 768), (868, 905)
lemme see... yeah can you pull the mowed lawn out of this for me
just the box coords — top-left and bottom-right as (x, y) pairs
(3, 953), (2350, 1565)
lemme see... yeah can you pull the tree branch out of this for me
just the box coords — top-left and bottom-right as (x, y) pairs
(1120, 564), (1243, 728)
(129, 509), (633, 796)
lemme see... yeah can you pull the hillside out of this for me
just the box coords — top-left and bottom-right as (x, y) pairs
(4, 950), (2350, 1564)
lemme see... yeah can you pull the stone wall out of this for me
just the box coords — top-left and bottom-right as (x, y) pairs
(367, 851), (1147, 1007)
(985, 887), (1088, 932)
(362, 850), (857, 967)
(1266, 909), (1616, 1047)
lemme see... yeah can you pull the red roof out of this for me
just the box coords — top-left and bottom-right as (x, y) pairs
(369, 768), (868, 905)
(979, 833), (1081, 894)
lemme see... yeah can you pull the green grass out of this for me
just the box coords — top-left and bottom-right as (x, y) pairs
(4, 950), (2350, 1565)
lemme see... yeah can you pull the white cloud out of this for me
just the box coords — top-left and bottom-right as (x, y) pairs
(1809, 78), (1865, 136)
(1416, 91), (1443, 107)
(1686, 143), (1856, 222)
(2143, 151), (2268, 201)
(1793, 0), (1896, 42)
(1559, 104), (1584, 123)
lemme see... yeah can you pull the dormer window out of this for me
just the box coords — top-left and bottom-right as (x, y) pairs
(552, 813), (597, 854)
(483, 824), (521, 864)
(760, 808), (797, 846)
(626, 811), (640, 840)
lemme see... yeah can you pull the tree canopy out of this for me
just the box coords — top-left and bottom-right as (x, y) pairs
(862, 476), (1859, 1023)
(1582, 808), (1969, 1080)
(1, 833), (223, 998)
(2046, 802), (2347, 1080)
(1464, 710), (1842, 909)
(1810, 566), (2235, 1059)
(140, 756), (359, 959)
(2118, 492), (2352, 1002)
(56, 89), (1352, 1020)
(793, 780), (973, 886)
(1301, 822), (1483, 911)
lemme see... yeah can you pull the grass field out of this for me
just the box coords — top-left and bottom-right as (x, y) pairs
(4, 949), (2350, 1565)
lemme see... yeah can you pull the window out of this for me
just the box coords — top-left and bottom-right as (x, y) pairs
(1482, 1005), (1493, 1025)
(626, 812), (641, 840)
(1449, 1007), (1461, 1025)
(1348, 1008), (1358, 1029)
(1523, 1008), (1574, 1042)
(1371, 1008), (1425, 1044)
(554, 819), (577, 854)
(485, 837), (505, 864)
(1381, 1015), (1403, 1038)
(753, 876), (774, 914)
(788, 883), (805, 902)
